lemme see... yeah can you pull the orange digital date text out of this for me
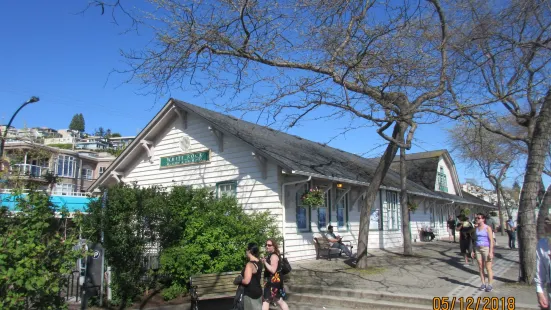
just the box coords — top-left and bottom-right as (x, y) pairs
(432, 297), (516, 310)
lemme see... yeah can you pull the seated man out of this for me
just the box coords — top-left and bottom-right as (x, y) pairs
(325, 225), (354, 258)
(422, 225), (436, 241)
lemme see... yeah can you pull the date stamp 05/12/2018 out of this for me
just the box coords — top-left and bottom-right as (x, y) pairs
(432, 297), (516, 310)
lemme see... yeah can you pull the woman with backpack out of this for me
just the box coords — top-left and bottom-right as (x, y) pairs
(261, 239), (289, 310)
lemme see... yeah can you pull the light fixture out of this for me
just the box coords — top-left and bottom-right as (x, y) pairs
(336, 183), (343, 188)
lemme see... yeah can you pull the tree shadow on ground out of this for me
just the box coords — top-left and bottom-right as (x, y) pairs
(438, 276), (478, 288)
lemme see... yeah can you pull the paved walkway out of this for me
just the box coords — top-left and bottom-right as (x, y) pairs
(93, 234), (536, 309)
(289, 234), (538, 309)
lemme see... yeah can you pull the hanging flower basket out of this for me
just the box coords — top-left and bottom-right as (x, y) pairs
(408, 202), (419, 212)
(301, 188), (324, 208)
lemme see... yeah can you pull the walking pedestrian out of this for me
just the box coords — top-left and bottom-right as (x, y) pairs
(505, 216), (516, 249)
(447, 216), (457, 243)
(535, 214), (551, 309)
(471, 213), (495, 292)
(261, 239), (289, 310)
(235, 243), (263, 310)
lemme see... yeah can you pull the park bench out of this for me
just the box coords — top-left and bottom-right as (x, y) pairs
(189, 271), (241, 310)
(313, 235), (353, 261)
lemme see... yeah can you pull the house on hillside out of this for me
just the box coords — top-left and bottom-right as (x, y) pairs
(2, 141), (114, 194)
(389, 151), (495, 241)
(89, 99), (494, 262)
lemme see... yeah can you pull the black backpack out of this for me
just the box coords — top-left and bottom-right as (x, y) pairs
(279, 255), (292, 275)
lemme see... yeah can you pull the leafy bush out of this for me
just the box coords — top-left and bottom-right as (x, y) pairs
(83, 184), (165, 307)
(158, 187), (280, 296)
(48, 143), (74, 150)
(161, 283), (186, 301)
(83, 185), (281, 303)
(0, 190), (82, 309)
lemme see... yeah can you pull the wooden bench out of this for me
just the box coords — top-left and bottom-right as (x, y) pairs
(189, 271), (241, 310)
(313, 235), (353, 261)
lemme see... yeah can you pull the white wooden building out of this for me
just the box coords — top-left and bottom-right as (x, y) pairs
(90, 99), (494, 262)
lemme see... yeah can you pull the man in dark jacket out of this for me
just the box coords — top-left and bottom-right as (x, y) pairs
(447, 216), (457, 243)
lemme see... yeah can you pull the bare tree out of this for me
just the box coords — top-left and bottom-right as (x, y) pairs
(90, 0), (463, 264)
(449, 0), (551, 283)
(448, 122), (519, 235)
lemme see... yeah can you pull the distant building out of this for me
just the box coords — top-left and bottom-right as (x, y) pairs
(2, 141), (115, 194)
(108, 136), (135, 150)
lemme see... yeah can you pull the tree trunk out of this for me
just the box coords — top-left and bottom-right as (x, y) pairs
(496, 182), (505, 236)
(536, 183), (551, 239)
(357, 122), (405, 268)
(400, 145), (413, 256)
(518, 89), (551, 284)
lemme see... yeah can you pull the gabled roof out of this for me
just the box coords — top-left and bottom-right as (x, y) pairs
(389, 149), (462, 194)
(89, 99), (494, 211)
(91, 99), (444, 198)
(389, 155), (440, 190)
(171, 100), (444, 198)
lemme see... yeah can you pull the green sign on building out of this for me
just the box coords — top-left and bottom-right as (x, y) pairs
(160, 150), (210, 168)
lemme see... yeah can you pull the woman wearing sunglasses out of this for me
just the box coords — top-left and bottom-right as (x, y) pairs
(471, 213), (495, 292)
(261, 239), (289, 310)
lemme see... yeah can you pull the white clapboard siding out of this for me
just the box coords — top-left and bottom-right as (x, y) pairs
(124, 112), (284, 229)
(283, 185), (408, 262)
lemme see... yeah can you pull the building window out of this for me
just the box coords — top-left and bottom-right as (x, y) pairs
(386, 191), (400, 230)
(99, 167), (106, 177)
(216, 181), (237, 198)
(296, 184), (310, 232)
(335, 189), (349, 229)
(318, 190), (330, 230)
(82, 168), (93, 180)
(437, 167), (448, 192)
(54, 183), (74, 195)
(56, 155), (76, 178)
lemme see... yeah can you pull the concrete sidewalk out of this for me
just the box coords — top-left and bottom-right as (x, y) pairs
(287, 234), (538, 309)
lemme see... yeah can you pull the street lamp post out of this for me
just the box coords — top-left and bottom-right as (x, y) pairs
(0, 96), (40, 160)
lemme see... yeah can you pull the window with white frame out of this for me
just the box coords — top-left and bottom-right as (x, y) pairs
(317, 190), (330, 230)
(82, 168), (93, 180)
(296, 184), (310, 232)
(216, 181), (237, 197)
(99, 166), (106, 177)
(56, 155), (76, 177)
(386, 191), (400, 230)
(54, 183), (74, 195)
(335, 189), (349, 229)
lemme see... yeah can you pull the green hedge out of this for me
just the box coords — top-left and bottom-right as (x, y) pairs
(83, 184), (280, 305)
(0, 190), (82, 309)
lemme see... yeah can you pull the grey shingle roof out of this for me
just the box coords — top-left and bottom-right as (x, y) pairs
(389, 157), (440, 190)
(174, 100), (439, 197)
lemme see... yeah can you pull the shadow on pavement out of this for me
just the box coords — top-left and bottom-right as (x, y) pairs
(438, 276), (478, 288)
(191, 298), (234, 310)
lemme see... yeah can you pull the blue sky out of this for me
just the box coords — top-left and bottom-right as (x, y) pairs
(0, 1), (542, 190)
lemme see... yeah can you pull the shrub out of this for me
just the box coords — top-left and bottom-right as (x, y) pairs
(83, 185), (281, 303)
(159, 187), (280, 296)
(0, 190), (82, 309)
(83, 184), (165, 307)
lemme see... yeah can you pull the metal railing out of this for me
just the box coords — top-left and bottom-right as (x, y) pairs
(59, 270), (81, 303)
(11, 164), (49, 178)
